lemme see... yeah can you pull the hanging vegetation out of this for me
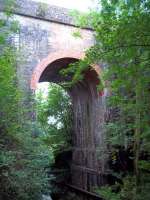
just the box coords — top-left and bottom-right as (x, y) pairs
(63, 0), (150, 199)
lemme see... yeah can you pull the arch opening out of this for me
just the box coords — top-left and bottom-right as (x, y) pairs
(32, 56), (106, 194)
(35, 82), (73, 195)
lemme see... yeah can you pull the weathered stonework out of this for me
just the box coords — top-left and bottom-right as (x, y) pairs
(0, 0), (108, 194)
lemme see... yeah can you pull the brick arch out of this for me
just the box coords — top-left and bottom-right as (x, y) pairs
(30, 50), (107, 191)
(30, 50), (101, 90)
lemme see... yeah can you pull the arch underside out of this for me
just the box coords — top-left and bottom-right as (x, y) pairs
(32, 57), (107, 192)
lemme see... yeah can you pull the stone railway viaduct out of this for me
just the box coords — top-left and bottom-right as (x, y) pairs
(0, 0), (108, 195)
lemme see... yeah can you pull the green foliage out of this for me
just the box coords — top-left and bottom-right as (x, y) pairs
(37, 2), (48, 17)
(60, 58), (91, 87)
(96, 185), (121, 200)
(0, 1), (52, 200)
(35, 83), (73, 195)
(35, 83), (73, 155)
(67, 0), (150, 199)
(3, 0), (16, 16)
(69, 10), (89, 28)
(97, 174), (150, 200)
(0, 134), (52, 200)
(96, 176), (136, 200)
(72, 30), (82, 38)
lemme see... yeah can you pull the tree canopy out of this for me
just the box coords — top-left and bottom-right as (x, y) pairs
(64, 0), (150, 199)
